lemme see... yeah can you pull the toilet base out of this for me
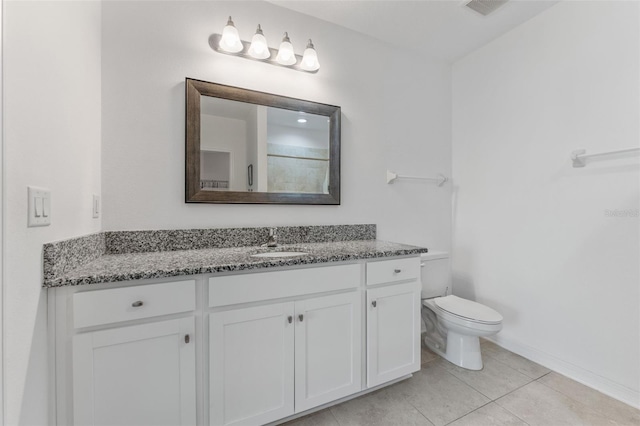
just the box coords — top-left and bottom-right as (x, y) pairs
(444, 330), (483, 370)
(422, 300), (501, 371)
(423, 331), (484, 370)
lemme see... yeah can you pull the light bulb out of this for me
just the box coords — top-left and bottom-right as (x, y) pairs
(300, 39), (320, 72)
(248, 24), (270, 59)
(276, 32), (296, 66)
(219, 16), (243, 53)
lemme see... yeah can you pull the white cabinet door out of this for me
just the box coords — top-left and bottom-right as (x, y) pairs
(294, 292), (362, 412)
(73, 318), (196, 426)
(210, 302), (295, 426)
(367, 281), (421, 387)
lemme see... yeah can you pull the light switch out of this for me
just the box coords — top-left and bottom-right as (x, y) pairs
(92, 194), (100, 218)
(34, 197), (43, 217)
(28, 186), (51, 227)
(43, 196), (50, 217)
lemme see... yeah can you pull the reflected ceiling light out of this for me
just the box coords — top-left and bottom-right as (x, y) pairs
(297, 118), (307, 123)
(212, 18), (320, 73)
(276, 32), (296, 66)
(219, 16), (243, 53)
(248, 25), (270, 59)
(300, 39), (320, 72)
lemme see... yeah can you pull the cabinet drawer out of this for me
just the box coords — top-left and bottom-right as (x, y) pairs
(209, 264), (361, 307)
(366, 257), (420, 286)
(73, 281), (196, 328)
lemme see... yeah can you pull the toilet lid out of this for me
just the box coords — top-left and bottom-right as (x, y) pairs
(434, 295), (503, 324)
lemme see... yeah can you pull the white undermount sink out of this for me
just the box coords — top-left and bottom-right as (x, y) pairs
(251, 251), (308, 258)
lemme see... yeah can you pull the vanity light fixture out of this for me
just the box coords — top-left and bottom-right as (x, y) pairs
(219, 16), (243, 53)
(275, 32), (296, 65)
(300, 39), (320, 72)
(248, 25), (270, 59)
(211, 17), (320, 73)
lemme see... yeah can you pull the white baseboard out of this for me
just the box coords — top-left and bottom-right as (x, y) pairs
(486, 336), (640, 410)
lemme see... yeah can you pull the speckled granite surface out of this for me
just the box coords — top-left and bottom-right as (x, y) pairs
(43, 240), (428, 287)
(44, 224), (383, 287)
(104, 224), (376, 254)
(43, 232), (105, 284)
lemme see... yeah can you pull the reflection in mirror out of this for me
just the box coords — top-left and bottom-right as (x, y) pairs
(200, 151), (230, 190)
(200, 97), (330, 194)
(200, 96), (252, 192)
(186, 78), (340, 204)
(266, 108), (330, 194)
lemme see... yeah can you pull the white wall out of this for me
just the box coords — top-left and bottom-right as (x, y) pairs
(3, 1), (102, 424)
(0, 0), (4, 423)
(452, 1), (639, 407)
(101, 1), (452, 249)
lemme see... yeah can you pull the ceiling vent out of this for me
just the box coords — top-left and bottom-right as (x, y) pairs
(465, 0), (509, 16)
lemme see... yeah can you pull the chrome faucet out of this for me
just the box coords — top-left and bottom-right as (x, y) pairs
(261, 228), (278, 247)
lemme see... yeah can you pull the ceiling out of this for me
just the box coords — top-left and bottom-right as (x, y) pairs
(267, 0), (559, 62)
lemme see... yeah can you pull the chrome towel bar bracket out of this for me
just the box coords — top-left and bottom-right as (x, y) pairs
(571, 147), (640, 168)
(386, 170), (448, 186)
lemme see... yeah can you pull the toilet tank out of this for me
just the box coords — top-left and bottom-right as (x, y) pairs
(420, 251), (451, 299)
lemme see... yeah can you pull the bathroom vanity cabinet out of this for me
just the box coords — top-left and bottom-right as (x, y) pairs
(52, 280), (198, 426)
(73, 318), (196, 426)
(209, 264), (362, 425)
(366, 257), (422, 387)
(49, 257), (421, 426)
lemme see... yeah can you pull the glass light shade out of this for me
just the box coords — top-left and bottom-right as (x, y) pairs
(219, 16), (243, 53)
(248, 25), (270, 59)
(276, 32), (296, 66)
(300, 39), (320, 71)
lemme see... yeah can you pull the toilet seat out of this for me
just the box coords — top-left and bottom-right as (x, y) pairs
(434, 295), (502, 325)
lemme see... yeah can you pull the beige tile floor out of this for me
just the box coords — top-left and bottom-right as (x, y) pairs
(283, 340), (640, 426)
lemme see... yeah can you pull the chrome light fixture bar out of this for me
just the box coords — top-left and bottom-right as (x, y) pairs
(211, 17), (320, 73)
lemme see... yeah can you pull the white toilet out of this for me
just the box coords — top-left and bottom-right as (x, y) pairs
(421, 251), (503, 370)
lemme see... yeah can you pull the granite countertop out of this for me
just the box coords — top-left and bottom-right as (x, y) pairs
(44, 239), (428, 288)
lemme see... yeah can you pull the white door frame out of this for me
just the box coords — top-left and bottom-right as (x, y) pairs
(1, 0), (6, 423)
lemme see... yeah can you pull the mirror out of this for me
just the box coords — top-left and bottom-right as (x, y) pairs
(186, 78), (341, 204)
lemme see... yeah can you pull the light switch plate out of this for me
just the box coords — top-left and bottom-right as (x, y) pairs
(28, 186), (51, 227)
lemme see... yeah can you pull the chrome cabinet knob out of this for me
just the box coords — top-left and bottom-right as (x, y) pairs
(131, 301), (144, 308)
(372, 300), (377, 308)
(298, 314), (304, 322)
(287, 316), (293, 324)
(394, 269), (402, 273)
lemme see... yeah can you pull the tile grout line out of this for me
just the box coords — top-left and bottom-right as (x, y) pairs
(424, 362), (492, 425)
(482, 349), (551, 381)
(430, 348), (539, 426)
(491, 356), (563, 425)
(378, 375), (438, 426)
(532, 373), (622, 421)
(441, 400), (494, 426)
(439, 354), (537, 402)
(441, 375), (536, 426)
(400, 392), (437, 426)
(327, 406), (342, 426)
(491, 380), (537, 426)
(492, 399), (533, 426)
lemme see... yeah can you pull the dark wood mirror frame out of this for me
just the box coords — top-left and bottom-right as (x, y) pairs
(185, 78), (341, 204)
